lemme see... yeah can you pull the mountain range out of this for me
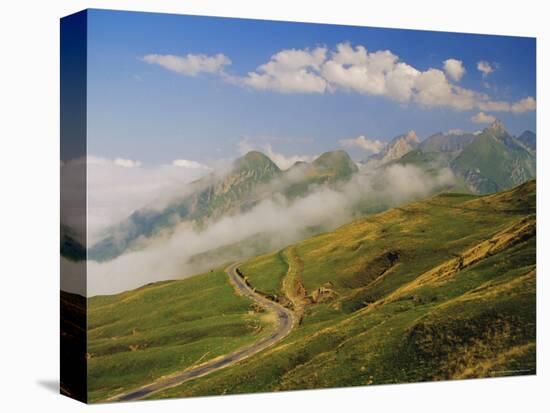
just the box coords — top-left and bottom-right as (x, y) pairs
(84, 120), (535, 263)
(373, 120), (536, 194)
(89, 150), (358, 261)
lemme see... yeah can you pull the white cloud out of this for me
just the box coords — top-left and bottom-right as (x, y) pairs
(511, 96), (536, 113)
(477, 61), (494, 77)
(172, 159), (212, 170)
(142, 53), (231, 76)
(61, 156), (212, 244)
(236, 43), (534, 113)
(471, 111), (496, 124)
(114, 158), (142, 168)
(322, 45), (401, 96)
(240, 47), (328, 93)
(86, 162), (456, 296)
(264, 144), (317, 170)
(477, 95), (536, 114)
(339, 135), (385, 154)
(443, 58), (466, 81)
(142, 44), (534, 114)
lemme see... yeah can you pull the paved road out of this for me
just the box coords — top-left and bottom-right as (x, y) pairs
(108, 263), (296, 402)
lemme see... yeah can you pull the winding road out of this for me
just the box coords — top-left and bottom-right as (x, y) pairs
(108, 262), (296, 402)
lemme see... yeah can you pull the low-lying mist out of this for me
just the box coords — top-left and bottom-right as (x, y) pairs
(86, 162), (455, 296)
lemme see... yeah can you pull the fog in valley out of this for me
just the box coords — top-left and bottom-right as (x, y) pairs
(67, 155), (455, 296)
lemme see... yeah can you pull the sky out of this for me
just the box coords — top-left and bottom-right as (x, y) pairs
(85, 8), (536, 167)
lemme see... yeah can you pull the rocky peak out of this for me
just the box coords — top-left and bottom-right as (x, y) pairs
(404, 130), (419, 144)
(486, 119), (507, 135)
(380, 131), (420, 163)
(233, 151), (281, 175)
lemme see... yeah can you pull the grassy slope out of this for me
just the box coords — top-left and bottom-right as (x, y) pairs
(389, 149), (471, 193)
(87, 270), (273, 402)
(452, 133), (535, 193)
(239, 250), (288, 297)
(150, 180), (535, 399)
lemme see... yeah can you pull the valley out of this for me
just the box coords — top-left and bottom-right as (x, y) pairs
(87, 179), (536, 401)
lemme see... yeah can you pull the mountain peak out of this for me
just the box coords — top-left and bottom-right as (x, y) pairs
(371, 131), (419, 164)
(486, 119), (507, 135)
(233, 151), (281, 173)
(241, 150), (271, 162)
(312, 150), (358, 176)
(404, 130), (419, 143)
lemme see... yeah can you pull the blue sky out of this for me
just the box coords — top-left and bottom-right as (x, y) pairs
(86, 9), (536, 165)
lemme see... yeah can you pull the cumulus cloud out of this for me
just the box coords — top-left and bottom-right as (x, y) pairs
(143, 44), (535, 114)
(238, 140), (317, 170)
(471, 111), (496, 124)
(142, 53), (231, 76)
(476, 95), (536, 114)
(87, 162), (456, 296)
(339, 135), (385, 154)
(239, 47), (328, 93)
(510, 96), (536, 113)
(443, 58), (466, 81)
(477, 61), (494, 77)
(233, 43), (534, 113)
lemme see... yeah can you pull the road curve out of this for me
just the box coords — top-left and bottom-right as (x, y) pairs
(107, 263), (296, 402)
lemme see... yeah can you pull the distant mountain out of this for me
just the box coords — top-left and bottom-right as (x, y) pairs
(451, 120), (536, 194)
(516, 130), (536, 152)
(363, 131), (419, 166)
(311, 150), (359, 177)
(375, 121), (535, 195)
(90, 151), (281, 261)
(419, 130), (476, 154)
(89, 150), (358, 261)
(284, 150), (358, 199)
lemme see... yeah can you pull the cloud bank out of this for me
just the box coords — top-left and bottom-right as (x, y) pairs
(61, 156), (213, 244)
(142, 44), (535, 114)
(87, 161), (456, 296)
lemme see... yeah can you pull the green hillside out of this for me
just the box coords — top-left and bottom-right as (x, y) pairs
(384, 149), (470, 194)
(86, 180), (535, 402)
(283, 150), (358, 199)
(86, 269), (275, 402)
(517, 130), (536, 152)
(390, 148), (449, 172)
(419, 131), (475, 153)
(142, 180), (536, 399)
(452, 123), (535, 194)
